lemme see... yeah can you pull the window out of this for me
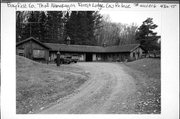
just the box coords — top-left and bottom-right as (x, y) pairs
(33, 50), (45, 58)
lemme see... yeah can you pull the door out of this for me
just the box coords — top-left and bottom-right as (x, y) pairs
(86, 53), (93, 62)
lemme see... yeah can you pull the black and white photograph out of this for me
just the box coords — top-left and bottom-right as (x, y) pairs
(1, 1), (179, 119)
(16, 10), (161, 114)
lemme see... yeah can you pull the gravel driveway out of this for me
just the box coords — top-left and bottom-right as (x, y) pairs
(36, 62), (153, 114)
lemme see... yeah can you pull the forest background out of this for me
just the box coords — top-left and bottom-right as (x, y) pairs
(16, 11), (160, 51)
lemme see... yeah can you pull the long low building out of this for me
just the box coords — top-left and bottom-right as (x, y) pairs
(16, 37), (143, 62)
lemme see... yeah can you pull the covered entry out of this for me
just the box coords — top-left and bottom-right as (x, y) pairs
(86, 53), (93, 61)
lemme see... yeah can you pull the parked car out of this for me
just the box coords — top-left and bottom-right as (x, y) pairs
(54, 55), (79, 64)
(71, 55), (79, 63)
(61, 56), (72, 64)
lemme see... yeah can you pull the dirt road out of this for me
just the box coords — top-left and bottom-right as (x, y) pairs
(36, 62), (146, 114)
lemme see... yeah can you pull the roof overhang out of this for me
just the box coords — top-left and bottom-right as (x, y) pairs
(16, 37), (51, 50)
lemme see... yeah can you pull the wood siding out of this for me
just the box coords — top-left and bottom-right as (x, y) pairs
(130, 47), (143, 60)
(16, 38), (143, 63)
(49, 51), (86, 62)
(16, 40), (49, 61)
(48, 50), (143, 62)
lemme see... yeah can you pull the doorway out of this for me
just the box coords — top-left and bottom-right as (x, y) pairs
(86, 53), (93, 62)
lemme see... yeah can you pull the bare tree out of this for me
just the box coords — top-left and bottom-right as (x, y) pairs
(95, 15), (138, 46)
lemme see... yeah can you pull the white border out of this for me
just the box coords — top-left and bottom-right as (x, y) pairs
(1, 2), (179, 119)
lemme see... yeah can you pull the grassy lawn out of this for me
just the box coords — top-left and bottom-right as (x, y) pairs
(124, 58), (161, 114)
(16, 56), (89, 114)
(125, 58), (160, 79)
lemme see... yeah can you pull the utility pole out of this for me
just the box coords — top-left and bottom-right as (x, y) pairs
(20, 21), (41, 37)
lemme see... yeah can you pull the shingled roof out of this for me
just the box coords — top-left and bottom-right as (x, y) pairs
(16, 37), (141, 53)
(16, 37), (51, 49)
(105, 44), (141, 53)
(44, 43), (140, 53)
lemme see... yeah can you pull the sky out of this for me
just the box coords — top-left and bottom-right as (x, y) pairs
(100, 10), (161, 35)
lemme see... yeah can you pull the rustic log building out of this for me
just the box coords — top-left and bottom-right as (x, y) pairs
(16, 37), (143, 62)
(16, 37), (50, 62)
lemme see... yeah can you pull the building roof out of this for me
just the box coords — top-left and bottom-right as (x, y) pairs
(16, 37), (51, 49)
(44, 43), (104, 53)
(44, 43), (140, 53)
(104, 44), (141, 53)
(16, 37), (141, 53)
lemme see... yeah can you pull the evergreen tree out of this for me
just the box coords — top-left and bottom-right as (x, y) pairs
(38, 12), (47, 42)
(86, 11), (101, 45)
(28, 11), (41, 40)
(45, 11), (64, 43)
(65, 11), (79, 44)
(135, 18), (160, 52)
(65, 11), (102, 45)
(77, 11), (88, 45)
(16, 11), (102, 45)
(16, 11), (32, 42)
(16, 11), (45, 41)
(63, 12), (70, 43)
